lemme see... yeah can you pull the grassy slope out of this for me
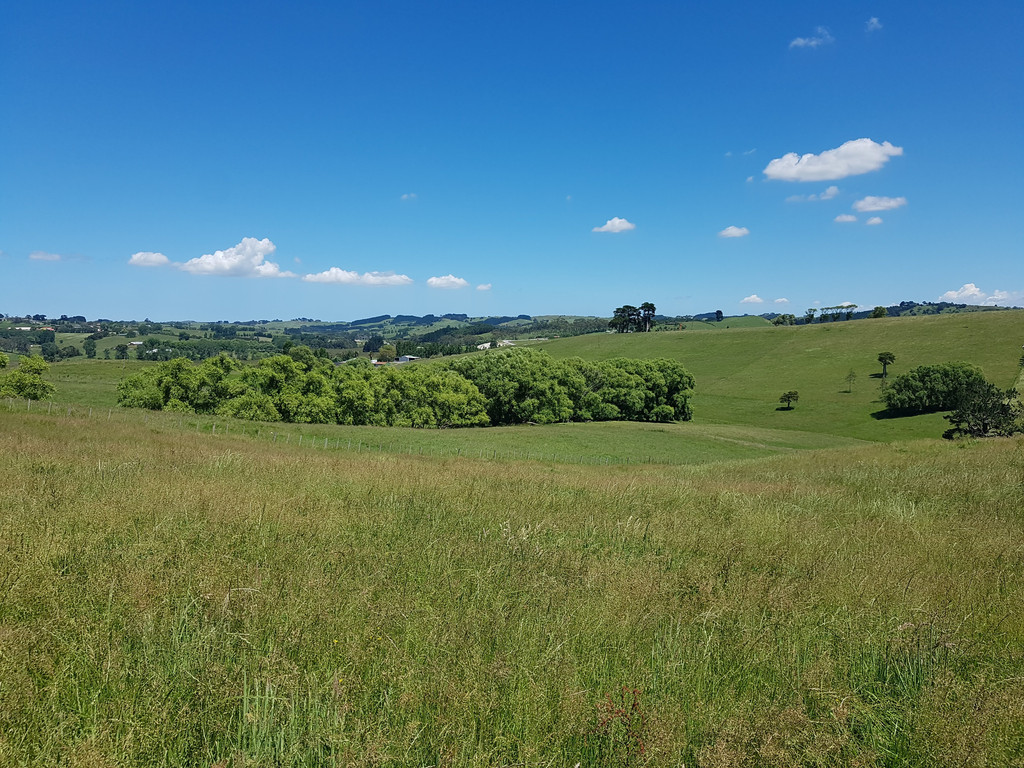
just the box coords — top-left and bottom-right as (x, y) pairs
(539, 310), (1024, 442)
(1, 409), (1021, 766)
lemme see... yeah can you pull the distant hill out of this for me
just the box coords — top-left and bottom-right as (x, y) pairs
(533, 309), (1024, 443)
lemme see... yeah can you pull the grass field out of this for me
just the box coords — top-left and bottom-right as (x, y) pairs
(3, 311), (1024, 765)
(1, 408), (1022, 766)
(540, 310), (1024, 442)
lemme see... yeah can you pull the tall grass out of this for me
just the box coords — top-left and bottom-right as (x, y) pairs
(1, 410), (1022, 765)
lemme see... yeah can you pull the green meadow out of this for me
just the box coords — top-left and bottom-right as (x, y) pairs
(2, 310), (1024, 766)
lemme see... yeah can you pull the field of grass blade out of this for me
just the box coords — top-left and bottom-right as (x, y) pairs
(1, 408), (1022, 766)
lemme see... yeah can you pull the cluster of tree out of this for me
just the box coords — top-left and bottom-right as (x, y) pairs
(0, 327), (56, 353)
(881, 361), (1022, 438)
(116, 347), (694, 428)
(609, 303), (656, 333)
(803, 305), (858, 323)
(881, 362), (989, 413)
(40, 342), (82, 362)
(771, 314), (797, 326)
(0, 355), (55, 400)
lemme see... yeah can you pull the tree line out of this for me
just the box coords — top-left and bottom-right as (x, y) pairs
(116, 347), (694, 428)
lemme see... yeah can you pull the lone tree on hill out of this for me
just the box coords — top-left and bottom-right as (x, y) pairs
(877, 351), (896, 378)
(779, 390), (799, 409)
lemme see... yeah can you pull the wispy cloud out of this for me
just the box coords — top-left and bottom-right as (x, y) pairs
(30, 251), (63, 261)
(764, 138), (903, 182)
(592, 217), (636, 233)
(866, 216), (884, 225)
(128, 251), (170, 267)
(427, 274), (470, 289)
(719, 225), (750, 238)
(853, 195), (906, 212)
(774, 298), (790, 304)
(740, 294), (764, 304)
(939, 283), (1021, 306)
(789, 26), (834, 49)
(302, 268), (412, 286)
(866, 17), (882, 32)
(787, 185), (840, 202)
(476, 283), (492, 291)
(834, 214), (858, 223)
(400, 193), (417, 201)
(178, 237), (295, 278)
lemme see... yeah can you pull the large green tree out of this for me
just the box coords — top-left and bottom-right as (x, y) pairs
(0, 355), (55, 400)
(881, 362), (988, 414)
(944, 381), (1022, 438)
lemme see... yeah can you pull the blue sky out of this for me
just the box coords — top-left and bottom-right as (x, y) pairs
(2, 1), (1021, 321)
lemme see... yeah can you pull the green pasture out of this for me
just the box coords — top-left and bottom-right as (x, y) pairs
(540, 310), (1024, 441)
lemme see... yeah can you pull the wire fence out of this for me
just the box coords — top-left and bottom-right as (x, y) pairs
(0, 397), (677, 467)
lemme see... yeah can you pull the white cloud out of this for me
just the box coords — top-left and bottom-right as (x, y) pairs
(178, 237), (295, 278)
(128, 251), (170, 267)
(743, 148), (757, 155)
(774, 298), (790, 304)
(764, 138), (903, 182)
(787, 184), (840, 202)
(302, 268), (413, 286)
(834, 214), (857, 222)
(789, 26), (834, 49)
(476, 283), (492, 291)
(719, 225), (750, 238)
(427, 274), (470, 289)
(938, 283), (1021, 306)
(746, 176), (754, 183)
(866, 17), (882, 32)
(400, 193), (417, 200)
(30, 251), (63, 261)
(866, 216), (884, 225)
(853, 195), (907, 212)
(741, 294), (764, 304)
(592, 217), (636, 233)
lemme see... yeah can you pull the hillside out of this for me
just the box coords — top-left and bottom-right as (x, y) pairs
(536, 310), (1024, 442)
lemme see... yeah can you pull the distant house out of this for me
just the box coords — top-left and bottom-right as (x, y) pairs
(129, 341), (144, 346)
(14, 327), (31, 331)
(496, 340), (515, 347)
(398, 355), (420, 363)
(476, 342), (492, 350)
